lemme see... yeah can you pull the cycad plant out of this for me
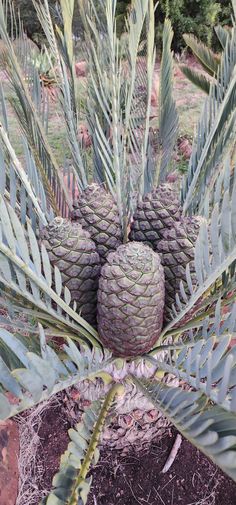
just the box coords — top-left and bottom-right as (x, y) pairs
(1, 0), (236, 504)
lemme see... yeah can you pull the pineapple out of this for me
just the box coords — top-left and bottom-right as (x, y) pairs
(97, 241), (165, 357)
(156, 216), (202, 321)
(129, 183), (182, 250)
(72, 184), (123, 265)
(40, 217), (101, 327)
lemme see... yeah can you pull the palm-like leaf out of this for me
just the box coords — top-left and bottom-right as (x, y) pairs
(0, 194), (101, 349)
(180, 64), (211, 94)
(42, 384), (124, 505)
(33, 0), (88, 192)
(183, 34), (220, 76)
(182, 24), (236, 215)
(150, 301), (236, 412)
(0, 1), (73, 216)
(162, 159), (236, 334)
(0, 324), (112, 419)
(215, 25), (230, 49)
(0, 120), (49, 227)
(78, 0), (155, 235)
(156, 18), (179, 183)
(0, 71), (50, 227)
(135, 379), (236, 481)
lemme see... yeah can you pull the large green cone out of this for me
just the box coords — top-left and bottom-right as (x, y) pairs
(129, 183), (181, 249)
(156, 216), (202, 322)
(72, 184), (123, 265)
(41, 217), (101, 327)
(97, 242), (165, 357)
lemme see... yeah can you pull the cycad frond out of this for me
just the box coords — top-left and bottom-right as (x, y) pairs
(0, 120), (49, 227)
(151, 305), (236, 413)
(79, 0), (154, 234)
(182, 25), (236, 215)
(0, 194), (100, 348)
(42, 385), (124, 505)
(58, 0), (75, 65)
(183, 34), (220, 76)
(156, 18), (179, 183)
(164, 166), (236, 332)
(180, 65), (212, 94)
(0, 0), (73, 216)
(0, 83), (50, 227)
(215, 25), (231, 49)
(0, 324), (111, 419)
(135, 379), (236, 481)
(33, 0), (88, 191)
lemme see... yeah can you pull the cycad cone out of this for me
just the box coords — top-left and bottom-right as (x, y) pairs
(157, 216), (203, 322)
(41, 217), (100, 327)
(72, 183), (123, 265)
(129, 183), (181, 249)
(97, 242), (165, 357)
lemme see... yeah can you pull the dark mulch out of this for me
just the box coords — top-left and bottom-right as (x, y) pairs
(35, 405), (71, 494)
(35, 404), (236, 505)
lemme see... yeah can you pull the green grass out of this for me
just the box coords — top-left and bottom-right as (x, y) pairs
(173, 67), (205, 139)
(0, 63), (205, 172)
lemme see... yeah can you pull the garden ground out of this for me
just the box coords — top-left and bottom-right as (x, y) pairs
(31, 401), (236, 505)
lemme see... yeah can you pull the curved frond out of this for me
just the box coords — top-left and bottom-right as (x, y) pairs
(182, 25), (236, 215)
(180, 65), (212, 94)
(0, 0), (73, 216)
(0, 194), (101, 349)
(135, 379), (236, 482)
(0, 325), (112, 419)
(164, 169), (236, 332)
(152, 303), (236, 413)
(42, 384), (124, 505)
(156, 18), (179, 183)
(183, 34), (220, 76)
(79, 0), (155, 233)
(215, 25), (231, 49)
(33, 0), (88, 191)
(0, 121), (49, 227)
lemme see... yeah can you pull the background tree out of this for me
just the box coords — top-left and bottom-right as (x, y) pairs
(155, 0), (224, 52)
(11, 0), (57, 45)
(116, 0), (131, 36)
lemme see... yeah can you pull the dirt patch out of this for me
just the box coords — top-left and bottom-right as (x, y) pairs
(87, 433), (236, 505)
(35, 405), (71, 494)
(0, 420), (19, 505)
(32, 404), (236, 505)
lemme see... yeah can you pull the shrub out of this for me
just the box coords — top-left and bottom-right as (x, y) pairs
(155, 0), (230, 52)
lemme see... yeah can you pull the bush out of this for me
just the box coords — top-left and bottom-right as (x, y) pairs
(11, 0), (57, 45)
(116, 0), (131, 37)
(155, 0), (231, 52)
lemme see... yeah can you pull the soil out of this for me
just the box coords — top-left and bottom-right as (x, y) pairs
(35, 405), (71, 493)
(0, 420), (19, 505)
(34, 405), (236, 505)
